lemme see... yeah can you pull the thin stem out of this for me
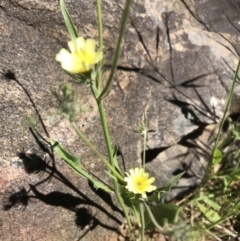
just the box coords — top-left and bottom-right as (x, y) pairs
(204, 229), (222, 241)
(116, 184), (135, 241)
(217, 128), (233, 150)
(97, 100), (135, 240)
(212, 59), (240, 154)
(142, 201), (165, 233)
(95, 0), (103, 91)
(142, 131), (147, 169)
(95, 0), (134, 238)
(99, 0), (133, 99)
(202, 59), (240, 184)
(71, 121), (124, 182)
(88, 169), (114, 192)
(98, 101), (114, 165)
(139, 202), (145, 241)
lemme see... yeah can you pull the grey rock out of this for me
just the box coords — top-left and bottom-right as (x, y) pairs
(146, 124), (218, 202)
(0, 0), (240, 240)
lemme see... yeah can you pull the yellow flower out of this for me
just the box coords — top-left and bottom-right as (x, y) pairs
(124, 168), (157, 199)
(56, 37), (103, 74)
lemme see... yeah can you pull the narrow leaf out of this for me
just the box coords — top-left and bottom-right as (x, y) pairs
(197, 203), (221, 223)
(212, 148), (222, 165)
(51, 140), (81, 171)
(148, 172), (185, 202)
(234, 201), (240, 210)
(120, 186), (140, 221)
(144, 203), (181, 230)
(112, 145), (121, 172)
(51, 140), (112, 193)
(112, 148), (125, 179)
(120, 185), (137, 208)
(105, 170), (118, 182)
(60, 0), (78, 40)
(202, 196), (220, 211)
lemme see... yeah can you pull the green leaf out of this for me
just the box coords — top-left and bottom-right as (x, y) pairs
(119, 185), (137, 208)
(105, 170), (118, 182)
(196, 203), (221, 223)
(202, 196), (220, 211)
(148, 172), (185, 202)
(234, 201), (240, 210)
(112, 144), (122, 173)
(195, 195), (221, 223)
(60, 0), (78, 40)
(144, 203), (181, 230)
(51, 139), (81, 170)
(119, 185), (141, 221)
(51, 140), (112, 193)
(105, 145), (124, 181)
(212, 148), (222, 165)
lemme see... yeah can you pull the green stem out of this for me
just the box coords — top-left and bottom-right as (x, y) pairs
(142, 201), (165, 233)
(217, 128), (233, 150)
(139, 202), (145, 241)
(97, 100), (135, 240)
(98, 101), (113, 164)
(202, 59), (240, 184)
(95, 0), (103, 91)
(71, 121), (124, 182)
(212, 59), (240, 155)
(95, 0), (134, 238)
(98, 0), (133, 100)
(116, 182), (135, 241)
(142, 130), (147, 169)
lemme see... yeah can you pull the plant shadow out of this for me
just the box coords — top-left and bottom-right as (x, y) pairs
(1, 69), (122, 240)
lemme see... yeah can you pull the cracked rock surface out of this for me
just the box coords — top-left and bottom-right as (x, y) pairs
(0, 0), (240, 240)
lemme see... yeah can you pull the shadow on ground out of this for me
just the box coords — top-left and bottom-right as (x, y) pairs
(1, 69), (123, 240)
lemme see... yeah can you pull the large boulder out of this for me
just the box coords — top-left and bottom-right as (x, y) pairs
(0, 0), (239, 240)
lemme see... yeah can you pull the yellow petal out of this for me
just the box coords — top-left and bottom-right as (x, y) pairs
(147, 177), (155, 184)
(141, 193), (147, 199)
(94, 51), (103, 63)
(75, 37), (85, 51)
(68, 40), (76, 53)
(56, 37), (103, 74)
(145, 185), (157, 192)
(85, 39), (96, 52)
(124, 167), (157, 198)
(129, 169), (135, 177)
(56, 48), (71, 62)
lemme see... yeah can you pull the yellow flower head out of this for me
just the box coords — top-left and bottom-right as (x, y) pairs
(56, 37), (103, 74)
(124, 168), (157, 199)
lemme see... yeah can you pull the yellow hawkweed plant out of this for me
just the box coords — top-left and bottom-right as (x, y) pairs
(50, 1), (186, 240)
(56, 36), (103, 74)
(124, 167), (157, 199)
